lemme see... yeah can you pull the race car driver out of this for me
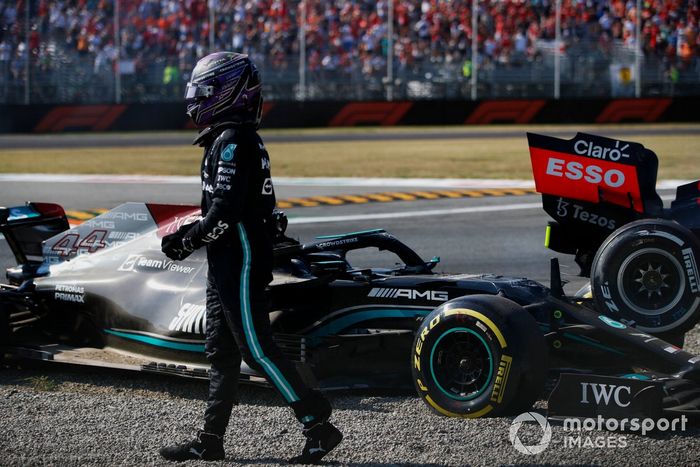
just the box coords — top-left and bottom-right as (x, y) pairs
(159, 52), (342, 464)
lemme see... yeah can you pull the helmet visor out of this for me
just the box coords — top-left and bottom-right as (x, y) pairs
(184, 82), (214, 99)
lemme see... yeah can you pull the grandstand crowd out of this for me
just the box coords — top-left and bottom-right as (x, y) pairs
(1, 0), (698, 98)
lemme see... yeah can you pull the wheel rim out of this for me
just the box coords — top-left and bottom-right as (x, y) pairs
(617, 247), (685, 316)
(429, 327), (494, 401)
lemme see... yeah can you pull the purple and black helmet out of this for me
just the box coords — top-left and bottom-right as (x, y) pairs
(184, 52), (263, 128)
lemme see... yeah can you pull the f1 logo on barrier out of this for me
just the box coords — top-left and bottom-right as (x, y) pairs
(596, 98), (672, 123)
(465, 100), (545, 124)
(329, 102), (413, 126)
(34, 105), (127, 132)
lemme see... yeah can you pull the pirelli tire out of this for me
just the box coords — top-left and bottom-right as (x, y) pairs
(411, 295), (547, 418)
(591, 219), (700, 335)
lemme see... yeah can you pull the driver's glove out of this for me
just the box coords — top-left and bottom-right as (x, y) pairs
(161, 223), (196, 261)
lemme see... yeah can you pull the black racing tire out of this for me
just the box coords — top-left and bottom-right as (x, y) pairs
(411, 295), (547, 418)
(591, 219), (700, 335)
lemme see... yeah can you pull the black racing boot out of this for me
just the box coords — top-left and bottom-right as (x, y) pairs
(289, 391), (342, 464)
(159, 431), (225, 462)
(289, 421), (343, 465)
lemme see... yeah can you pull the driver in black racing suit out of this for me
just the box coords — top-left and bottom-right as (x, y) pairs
(159, 52), (342, 464)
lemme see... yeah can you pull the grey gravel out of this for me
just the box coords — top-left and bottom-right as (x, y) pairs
(2, 327), (700, 467)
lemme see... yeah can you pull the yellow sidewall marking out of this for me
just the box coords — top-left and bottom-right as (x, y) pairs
(425, 395), (493, 418)
(443, 308), (507, 349)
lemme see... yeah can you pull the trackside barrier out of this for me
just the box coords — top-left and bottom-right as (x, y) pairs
(1, 98), (698, 133)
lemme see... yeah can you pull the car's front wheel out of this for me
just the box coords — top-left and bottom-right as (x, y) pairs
(411, 295), (547, 418)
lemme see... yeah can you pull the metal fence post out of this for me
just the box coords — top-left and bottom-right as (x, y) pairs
(471, 0), (477, 100)
(635, 0), (642, 97)
(554, 0), (561, 99)
(114, 0), (121, 104)
(386, 0), (394, 101)
(299, 1), (306, 101)
(24, 0), (30, 104)
(209, 0), (215, 53)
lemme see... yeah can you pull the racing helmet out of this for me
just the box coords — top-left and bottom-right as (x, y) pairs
(184, 52), (263, 128)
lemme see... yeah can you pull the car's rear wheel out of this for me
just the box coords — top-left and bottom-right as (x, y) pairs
(411, 295), (547, 418)
(591, 219), (700, 335)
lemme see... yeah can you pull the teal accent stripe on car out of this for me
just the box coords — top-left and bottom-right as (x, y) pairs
(563, 332), (625, 356)
(103, 329), (205, 353)
(307, 308), (432, 337)
(621, 373), (651, 380)
(237, 223), (299, 403)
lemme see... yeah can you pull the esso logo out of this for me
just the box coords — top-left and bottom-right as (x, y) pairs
(545, 158), (626, 188)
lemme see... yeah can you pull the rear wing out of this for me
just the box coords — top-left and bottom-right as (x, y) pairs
(0, 203), (69, 265)
(1, 202), (201, 284)
(528, 132), (662, 215)
(528, 133), (664, 276)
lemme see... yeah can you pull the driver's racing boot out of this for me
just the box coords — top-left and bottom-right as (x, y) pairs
(289, 420), (343, 465)
(289, 391), (342, 464)
(159, 430), (225, 462)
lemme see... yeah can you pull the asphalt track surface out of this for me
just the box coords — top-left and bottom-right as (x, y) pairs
(1, 124), (699, 148)
(2, 178), (699, 465)
(0, 177), (593, 284)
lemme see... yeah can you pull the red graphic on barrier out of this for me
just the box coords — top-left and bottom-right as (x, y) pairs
(595, 98), (671, 123)
(465, 100), (545, 124)
(34, 105), (127, 132)
(262, 101), (274, 116)
(530, 147), (643, 212)
(329, 102), (413, 126)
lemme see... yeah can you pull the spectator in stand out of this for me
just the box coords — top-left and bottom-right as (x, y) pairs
(0, 0), (698, 100)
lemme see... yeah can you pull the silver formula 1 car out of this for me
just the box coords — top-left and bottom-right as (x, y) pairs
(2, 133), (700, 421)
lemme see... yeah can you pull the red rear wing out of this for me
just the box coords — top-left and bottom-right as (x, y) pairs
(528, 132), (653, 213)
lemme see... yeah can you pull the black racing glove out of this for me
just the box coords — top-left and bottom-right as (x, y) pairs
(161, 224), (196, 261)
